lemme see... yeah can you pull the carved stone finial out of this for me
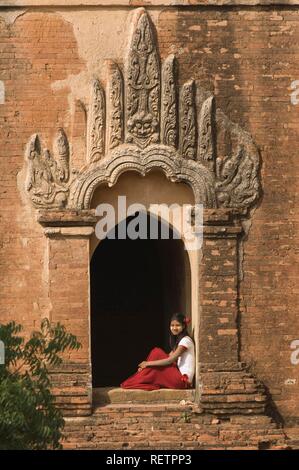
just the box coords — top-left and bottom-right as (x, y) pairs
(88, 79), (105, 162)
(179, 80), (197, 160)
(108, 62), (124, 150)
(161, 55), (178, 148)
(198, 95), (216, 171)
(126, 9), (160, 149)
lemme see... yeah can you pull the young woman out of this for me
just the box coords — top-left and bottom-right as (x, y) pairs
(120, 313), (195, 391)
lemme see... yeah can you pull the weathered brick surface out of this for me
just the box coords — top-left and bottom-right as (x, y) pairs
(0, 12), (85, 336)
(0, 2), (299, 445)
(156, 7), (299, 422)
(62, 403), (288, 450)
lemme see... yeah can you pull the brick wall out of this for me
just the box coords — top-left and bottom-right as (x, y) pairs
(157, 6), (299, 422)
(0, 4), (298, 422)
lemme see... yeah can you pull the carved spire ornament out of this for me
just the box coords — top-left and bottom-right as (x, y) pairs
(108, 62), (124, 150)
(179, 80), (197, 160)
(161, 55), (178, 148)
(88, 79), (106, 163)
(53, 128), (70, 182)
(25, 7), (261, 211)
(125, 10), (160, 148)
(198, 95), (216, 171)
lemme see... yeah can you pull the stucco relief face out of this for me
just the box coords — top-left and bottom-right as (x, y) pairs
(127, 111), (158, 147)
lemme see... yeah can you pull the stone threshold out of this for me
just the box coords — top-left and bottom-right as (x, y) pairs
(93, 387), (195, 406)
(1, 1), (297, 7)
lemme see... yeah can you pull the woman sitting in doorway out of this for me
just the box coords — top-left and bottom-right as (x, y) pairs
(120, 313), (195, 391)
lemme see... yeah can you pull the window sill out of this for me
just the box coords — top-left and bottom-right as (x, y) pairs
(93, 387), (195, 406)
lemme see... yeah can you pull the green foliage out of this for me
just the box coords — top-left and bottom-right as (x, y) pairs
(0, 319), (81, 450)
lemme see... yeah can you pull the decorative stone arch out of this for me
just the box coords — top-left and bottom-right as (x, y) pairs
(70, 146), (216, 211)
(28, 7), (268, 418)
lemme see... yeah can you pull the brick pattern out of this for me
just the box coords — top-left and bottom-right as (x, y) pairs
(199, 231), (240, 364)
(63, 403), (288, 450)
(0, 6), (298, 431)
(157, 7), (299, 420)
(0, 13), (85, 335)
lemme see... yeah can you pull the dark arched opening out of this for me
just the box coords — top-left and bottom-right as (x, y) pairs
(91, 213), (191, 387)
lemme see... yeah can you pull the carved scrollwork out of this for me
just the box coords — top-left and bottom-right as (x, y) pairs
(69, 145), (216, 210)
(25, 133), (69, 208)
(179, 80), (197, 160)
(161, 55), (178, 148)
(126, 10), (160, 149)
(215, 110), (261, 209)
(25, 7), (261, 213)
(198, 95), (216, 171)
(88, 79), (105, 162)
(108, 62), (124, 150)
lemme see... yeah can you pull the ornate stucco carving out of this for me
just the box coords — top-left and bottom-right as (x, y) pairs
(198, 96), (216, 172)
(25, 7), (261, 212)
(108, 62), (124, 150)
(70, 145), (216, 210)
(25, 133), (69, 208)
(179, 80), (197, 160)
(88, 79), (105, 163)
(126, 10), (160, 148)
(161, 55), (178, 148)
(53, 128), (70, 182)
(215, 110), (260, 209)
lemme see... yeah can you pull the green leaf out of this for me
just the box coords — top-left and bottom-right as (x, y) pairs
(0, 318), (82, 449)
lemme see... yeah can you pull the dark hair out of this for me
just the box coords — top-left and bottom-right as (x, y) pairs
(169, 313), (191, 351)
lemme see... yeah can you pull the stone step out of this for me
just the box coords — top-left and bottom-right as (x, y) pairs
(63, 406), (288, 449)
(93, 387), (195, 405)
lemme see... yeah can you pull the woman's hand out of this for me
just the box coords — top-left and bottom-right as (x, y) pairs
(138, 361), (148, 370)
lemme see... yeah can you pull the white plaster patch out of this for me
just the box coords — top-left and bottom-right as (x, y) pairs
(0, 9), (27, 26)
(51, 71), (91, 117)
(21, 237), (28, 247)
(285, 379), (297, 385)
(52, 9), (161, 118)
(0, 81), (5, 104)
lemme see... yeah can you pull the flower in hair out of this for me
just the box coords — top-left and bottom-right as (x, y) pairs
(184, 317), (191, 325)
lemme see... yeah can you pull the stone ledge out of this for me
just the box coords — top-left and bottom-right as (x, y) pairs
(1, 0), (299, 7)
(37, 209), (97, 227)
(93, 387), (195, 405)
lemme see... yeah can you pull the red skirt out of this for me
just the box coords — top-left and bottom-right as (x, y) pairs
(120, 347), (188, 391)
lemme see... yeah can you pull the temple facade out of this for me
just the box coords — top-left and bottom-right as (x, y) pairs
(0, 1), (299, 449)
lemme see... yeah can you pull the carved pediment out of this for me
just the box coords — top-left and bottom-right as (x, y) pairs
(25, 8), (261, 211)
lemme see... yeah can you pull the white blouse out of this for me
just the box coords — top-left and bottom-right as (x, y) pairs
(177, 336), (195, 383)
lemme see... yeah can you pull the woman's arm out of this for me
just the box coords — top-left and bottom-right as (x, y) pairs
(138, 345), (186, 370)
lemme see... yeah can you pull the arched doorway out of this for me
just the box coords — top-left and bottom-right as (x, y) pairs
(91, 213), (191, 387)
